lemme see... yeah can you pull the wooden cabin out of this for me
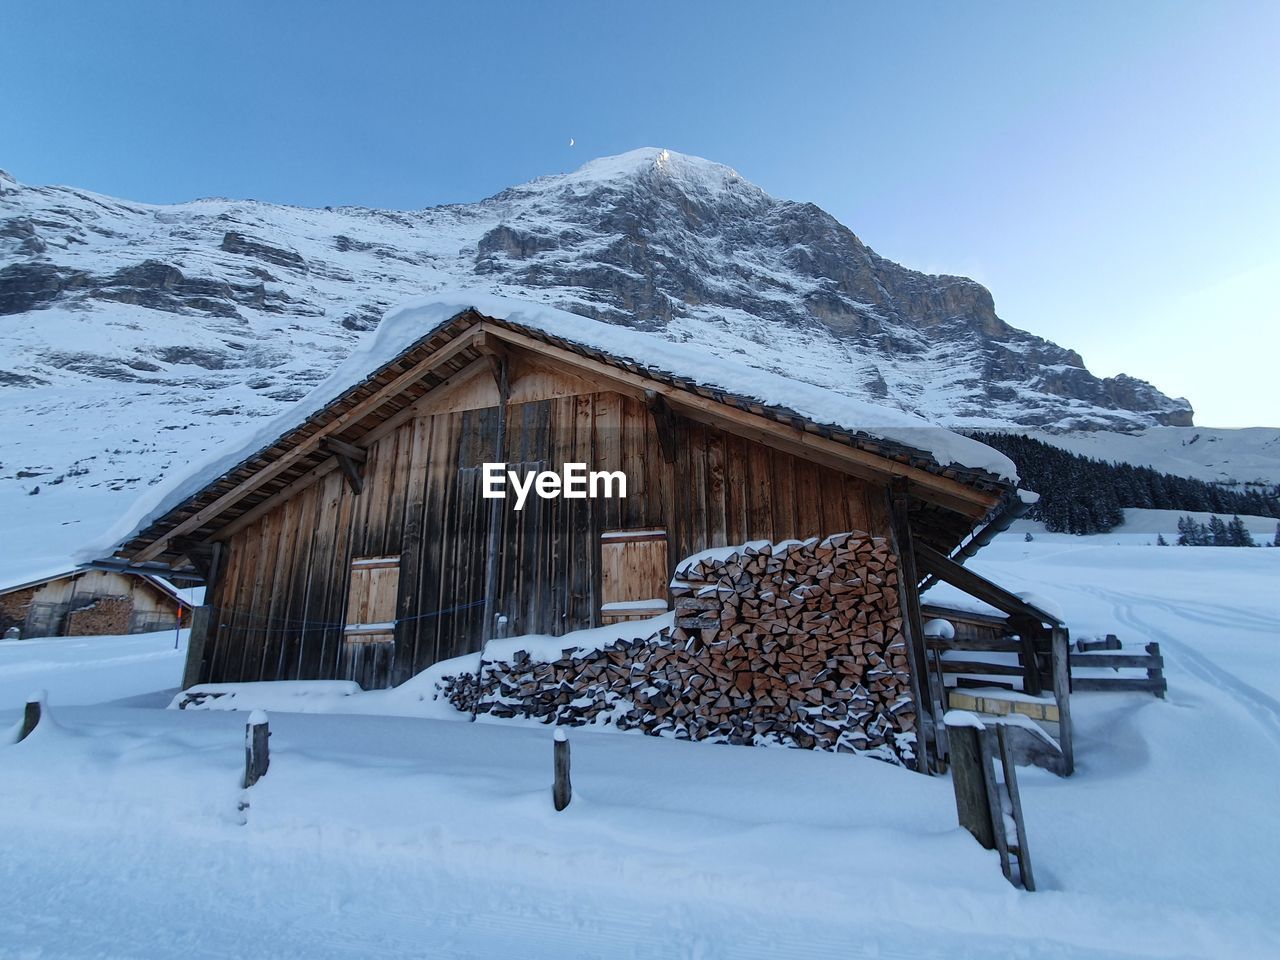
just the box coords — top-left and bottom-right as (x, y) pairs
(0, 569), (188, 639)
(107, 303), (1033, 767)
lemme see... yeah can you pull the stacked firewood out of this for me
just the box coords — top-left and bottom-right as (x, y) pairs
(440, 533), (917, 765)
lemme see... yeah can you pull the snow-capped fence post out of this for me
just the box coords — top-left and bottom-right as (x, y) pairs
(945, 712), (1036, 891)
(553, 728), (571, 811)
(15, 691), (45, 743)
(243, 710), (270, 789)
(945, 717), (994, 849)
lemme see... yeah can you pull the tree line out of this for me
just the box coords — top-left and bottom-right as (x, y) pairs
(967, 432), (1280, 535)
(1170, 515), (1271, 547)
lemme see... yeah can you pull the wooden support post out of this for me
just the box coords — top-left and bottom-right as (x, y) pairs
(480, 353), (510, 646)
(644, 389), (678, 464)
(333, 452), (365, 496)
(243, 711), (270, 789)
(1050, 626), (1074, 776)
(914, 542), (1062, 631)
(887, 479), (937, 774)
(320, 439), (366, 495)
(181, 604), (215, 691)
(1012, 620), (1044, 697)
(553, 728), (572, 811)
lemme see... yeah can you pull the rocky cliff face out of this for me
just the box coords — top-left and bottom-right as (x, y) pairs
(0, 150), (1192, 537)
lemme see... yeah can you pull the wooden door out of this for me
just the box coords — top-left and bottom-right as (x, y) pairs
(342, 556), (400, 688)
(600, 529), (670, 623)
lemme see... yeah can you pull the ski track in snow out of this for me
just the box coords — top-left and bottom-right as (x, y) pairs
(1089, 586), (1280, 749)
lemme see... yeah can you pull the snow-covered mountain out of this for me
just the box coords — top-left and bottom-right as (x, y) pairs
(1026, 426), (1280, 489)
(0, 147), (1230, 573)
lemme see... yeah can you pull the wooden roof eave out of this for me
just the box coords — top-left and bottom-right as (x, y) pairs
(210, 353), (501, 545)
(125, 322), (488, 563)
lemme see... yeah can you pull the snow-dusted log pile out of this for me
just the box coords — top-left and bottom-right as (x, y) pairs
(443, 534), (917, 765)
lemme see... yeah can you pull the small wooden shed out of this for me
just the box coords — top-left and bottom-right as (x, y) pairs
(0, 569), (188, 639)
(106, 302), (1028, 766)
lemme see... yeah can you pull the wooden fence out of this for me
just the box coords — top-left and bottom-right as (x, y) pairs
(1070, 641), (1167, 698)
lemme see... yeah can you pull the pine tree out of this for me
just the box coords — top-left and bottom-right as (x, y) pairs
(1228, 516), (1256, 547)
(1273, 521), (1280, 547)
(1209, 515), (1229, 546)
(966, 432), (1280, 538)
(1024, 531), (1034, 542)
(1156, 533), (1168, 546)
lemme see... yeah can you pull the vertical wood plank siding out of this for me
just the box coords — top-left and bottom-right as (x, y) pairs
(203, 390), (888, 687)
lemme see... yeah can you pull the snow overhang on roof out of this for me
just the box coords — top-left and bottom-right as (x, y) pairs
(89, 292), (1020, 568)
(0, 565), (186, 603)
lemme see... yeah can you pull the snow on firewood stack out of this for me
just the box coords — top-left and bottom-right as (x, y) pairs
(441, 532), (918, 766)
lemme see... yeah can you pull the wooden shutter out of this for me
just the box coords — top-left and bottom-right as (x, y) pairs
(600, 529), (669, 623)
(342, 556), (400, 688)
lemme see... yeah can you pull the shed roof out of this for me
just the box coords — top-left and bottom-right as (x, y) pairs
(96, 294), (1020, 570)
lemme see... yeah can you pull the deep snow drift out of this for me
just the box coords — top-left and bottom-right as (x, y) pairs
(2, 528), (1278, 958)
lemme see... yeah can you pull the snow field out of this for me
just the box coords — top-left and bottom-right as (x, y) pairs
(0, 627), (189, 707)
(0, 532), (1278, 957)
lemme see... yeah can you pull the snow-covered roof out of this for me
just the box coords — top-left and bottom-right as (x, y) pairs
(93, 291), (1018, 565)
(0, 565), (186, 603)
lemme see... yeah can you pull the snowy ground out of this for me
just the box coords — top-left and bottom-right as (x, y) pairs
(2, 530), (1279, 958)
(0, 627), (188, 707)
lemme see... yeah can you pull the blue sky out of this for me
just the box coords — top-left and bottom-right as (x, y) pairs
(2, 1), (1276, 427)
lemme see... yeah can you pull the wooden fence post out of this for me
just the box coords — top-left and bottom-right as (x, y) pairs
(1146, 642), (1166, 699)
(996, 725), (1036, 892)
(16, 692), (44, 743)
(946, 714), (1037, 890)
(1050, 627), (1074, 775)
(243, 710), (270, 789)
(946, 720), (995, 849)
(553, 728), (571, 811)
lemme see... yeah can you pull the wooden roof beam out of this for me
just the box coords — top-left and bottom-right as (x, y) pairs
(321, 437), (366, 495)
(644, 389), (678, 464)
(914, 542), (1062, 628)
(321, 437), (366, 463)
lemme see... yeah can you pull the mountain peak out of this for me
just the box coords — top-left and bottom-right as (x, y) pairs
(555, 147), (757, 197)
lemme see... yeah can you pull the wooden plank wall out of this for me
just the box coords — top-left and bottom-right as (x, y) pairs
(202, 387), (892, 687)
